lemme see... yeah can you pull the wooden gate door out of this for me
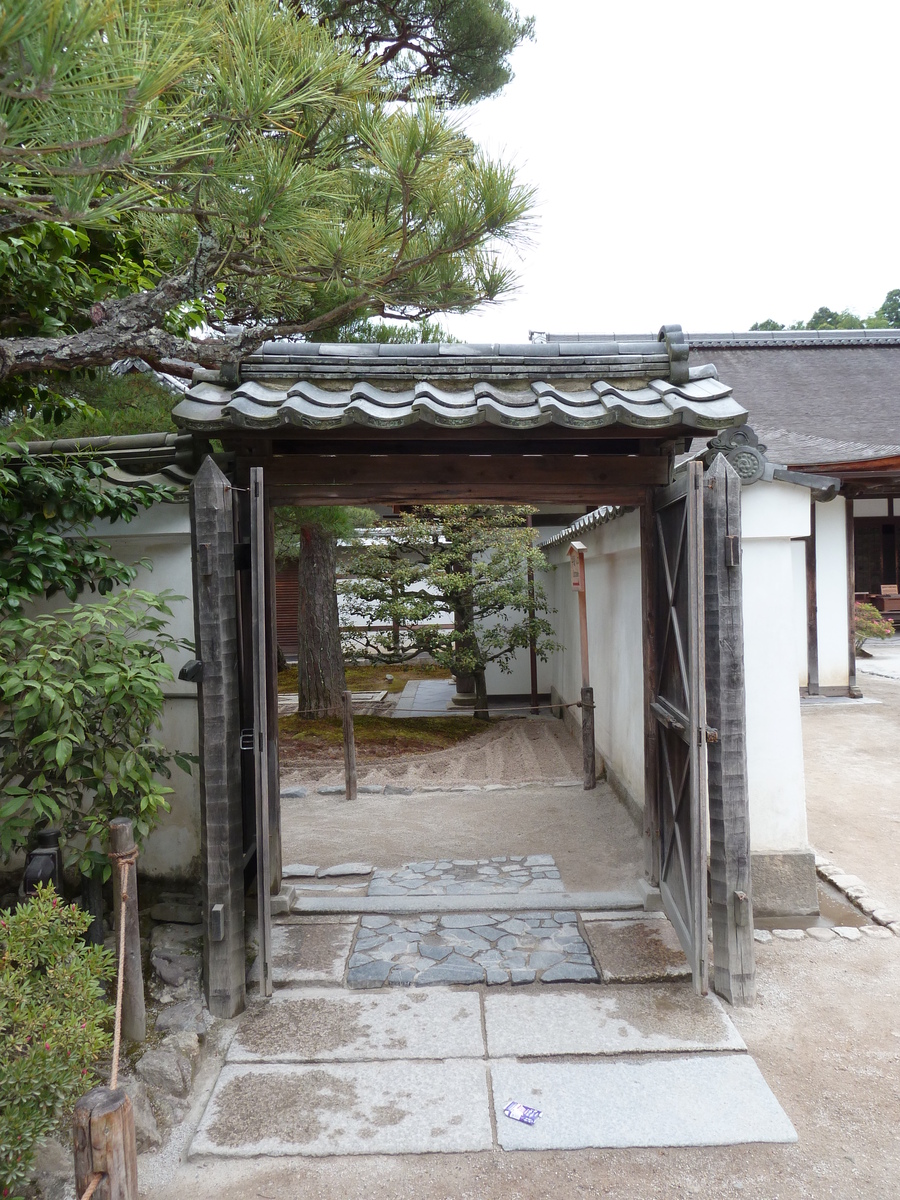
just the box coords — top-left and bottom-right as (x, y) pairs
(249, 466), (273, 997)
(651, 461), (709, 994)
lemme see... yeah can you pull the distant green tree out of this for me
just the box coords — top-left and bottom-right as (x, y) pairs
(749, 319), (785, 331)
(873, 288), (900, 328)
(344, 504), (557, 719)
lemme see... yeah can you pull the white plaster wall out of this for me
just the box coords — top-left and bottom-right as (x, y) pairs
(790, 540), (808, 688)
(741, 537), (810, 852)
(814, 497), (850, 689)
(24, 502), (202, 879)
(541, 510), (645, 810)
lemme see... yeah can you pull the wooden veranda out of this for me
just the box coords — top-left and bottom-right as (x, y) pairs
(178, 327), (757, 1016)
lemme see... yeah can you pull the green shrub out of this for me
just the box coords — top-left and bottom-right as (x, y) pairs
(0, 885), (114, 1198)
(0, 590), (193, 878)
(853, 601), (894, 652)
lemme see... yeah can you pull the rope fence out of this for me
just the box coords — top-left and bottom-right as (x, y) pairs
(76, 834), (140, 1200)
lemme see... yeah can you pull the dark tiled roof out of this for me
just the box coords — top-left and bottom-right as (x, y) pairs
(173, 330), (747, 435)
(536, 331), (900, 465)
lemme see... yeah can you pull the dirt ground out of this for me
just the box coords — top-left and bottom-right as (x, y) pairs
(280, 715), (583, 789)
(801, 675), (900, 913)
(146, 683), (900, 1199)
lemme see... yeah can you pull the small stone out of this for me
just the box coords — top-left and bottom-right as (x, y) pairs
(155, 999), (211, 1036)
(453, 859), (478, 867)
(348, 952), (373, 968)
(805, 926), (836, 942)
(889, 923), (900, 937)
(832, 926), (863, 940)
(873, 909), (900, 925)
(419, 943), (452, 961)
(280, 786), (308, 798)
(753, 929), (773, 943)
(283, 863), (318, 877)
(359, 784), (384, 794)
(830, 874), (865, 891)
(316, 862), (373, 878)
(270, 893), (290, 915)
(771, 928), (806, 940)
(31, 1137), (71, 1200)
(150, 923), (203, 951)
(554, 911), (578, 923)
(149, 901), (201, 925)
(440, 913), (493, 928)
(407, 861), (436, 872)
(523, 854), (555, 867)
(384, 784), (413, 795)
(119, 1076), (161, 1151)
(860, 926), (894, 939)
(317, 785), (346, 795)
(361, 916), (391, 931)
(151, 949), (201, 987)
(486, 968), (509, 985)
(347, 960), (393, 988)
(527, 951), (564, 971)
(415, 963), (483, 986)
(541, 962), (599, 983)
(510, 968), (537, 984)
(136, 1047), (192, 1097)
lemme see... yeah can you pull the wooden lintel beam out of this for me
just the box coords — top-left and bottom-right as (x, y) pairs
(267, 484), (650, 506)
(257, 453), (670, 492)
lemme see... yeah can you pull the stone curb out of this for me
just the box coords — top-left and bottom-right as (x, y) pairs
(813, 853), (900, 935)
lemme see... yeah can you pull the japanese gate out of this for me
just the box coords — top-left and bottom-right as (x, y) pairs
(176, 326), (757, 1017)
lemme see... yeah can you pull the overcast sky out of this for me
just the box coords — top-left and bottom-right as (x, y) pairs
(442, 0), (900, 344)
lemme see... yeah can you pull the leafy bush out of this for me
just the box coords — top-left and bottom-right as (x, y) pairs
(0, 885), (114, 1198)
(0, 591), (192, 878)
(853, 601), (894, 652)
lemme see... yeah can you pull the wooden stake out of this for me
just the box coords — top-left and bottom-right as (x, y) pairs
(74, 1087), (138, 1200)
(342, 690), (357, 801)
(581, 686), (596, 790)
(108, 819), (145, 1044)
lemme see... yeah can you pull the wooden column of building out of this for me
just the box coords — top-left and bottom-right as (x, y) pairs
(190, 457), (246, 1019)
(846, 500), (859, 696)
(264, 499), (282, 890)
(806, 503), (819, 695)
(703, 455), (756, 1006)
(640, 496), (660, 887)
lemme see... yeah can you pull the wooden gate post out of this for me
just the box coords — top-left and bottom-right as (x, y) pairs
(703, 455), (756, 1006)
(74, 1087), (137, 1200)
(190, 456), (246, 1019)
(342, 690), (358, 801)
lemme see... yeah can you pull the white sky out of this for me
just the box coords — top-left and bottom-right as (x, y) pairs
(442, 0), (900, 344)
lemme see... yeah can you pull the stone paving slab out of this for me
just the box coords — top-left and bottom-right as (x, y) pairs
(268, 923), (355, 986)
(289, 890), (644, 915)
(191, 1060), (493, 1157)
(483, 986), (745, 1058)
(581, 918), (691, 983)
(368, 854), (564, 897)
(347, 912), (598, 988)
(491, 1056), (797, 1150)
(227, 988), (483, 1063)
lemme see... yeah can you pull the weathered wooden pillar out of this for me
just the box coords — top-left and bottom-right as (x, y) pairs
(74, 1087), (137, 1200)
(264, 498), (282, 889)
(190, 456), (246, 1019)
(109, 818), (145, 1044)
(703, 455), (756, 1006)
(342, 690), (358, 801)
(806, 501), (819, 695)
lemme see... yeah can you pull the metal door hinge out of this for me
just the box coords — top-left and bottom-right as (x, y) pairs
(240, 728), (255, 751)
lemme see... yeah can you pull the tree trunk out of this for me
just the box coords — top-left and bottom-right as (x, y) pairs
(297, 524), (345, 718)
(473, 667), (489, 721)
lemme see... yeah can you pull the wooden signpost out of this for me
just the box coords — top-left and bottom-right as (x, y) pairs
(567, 541), (595, 790)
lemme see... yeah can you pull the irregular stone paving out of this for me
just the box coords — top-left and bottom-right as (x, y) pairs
(368, 854), (564, 897)
(347, 910), (599, 988)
